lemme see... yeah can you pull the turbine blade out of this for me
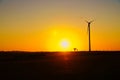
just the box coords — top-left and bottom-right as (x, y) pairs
(85, 20), (89, 23)
(90, 20), (94, 23)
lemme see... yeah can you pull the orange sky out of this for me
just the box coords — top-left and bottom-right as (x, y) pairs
(0, 0), (120, 51)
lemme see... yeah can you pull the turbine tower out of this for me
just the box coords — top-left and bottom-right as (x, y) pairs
(86, 20), (94, 52)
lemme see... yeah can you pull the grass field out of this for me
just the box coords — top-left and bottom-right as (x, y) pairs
(0, 51), (120, 80)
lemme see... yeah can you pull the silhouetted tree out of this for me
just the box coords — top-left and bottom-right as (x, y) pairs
(73, 48), (78, 52)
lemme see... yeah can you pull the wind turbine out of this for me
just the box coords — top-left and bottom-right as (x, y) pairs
(85, 20), (94, 52)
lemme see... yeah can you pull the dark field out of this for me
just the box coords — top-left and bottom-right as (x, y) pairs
(0, 51), (120, 80)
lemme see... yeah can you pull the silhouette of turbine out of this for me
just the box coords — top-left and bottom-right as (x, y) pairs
(85, 20), (94, 52)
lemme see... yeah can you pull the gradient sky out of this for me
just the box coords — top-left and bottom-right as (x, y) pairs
(0, 0), (120, 51)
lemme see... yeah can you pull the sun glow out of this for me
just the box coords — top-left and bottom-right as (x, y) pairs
(60, 39), (70, 50)
(46, 26), (84, 51)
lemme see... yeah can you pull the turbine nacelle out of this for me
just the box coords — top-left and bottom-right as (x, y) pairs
(85, 20), (94, 24)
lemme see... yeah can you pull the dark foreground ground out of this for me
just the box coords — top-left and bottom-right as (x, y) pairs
(0, 51), (120, 80)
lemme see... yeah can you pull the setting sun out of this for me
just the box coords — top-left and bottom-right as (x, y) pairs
(60, 39), (70, 50)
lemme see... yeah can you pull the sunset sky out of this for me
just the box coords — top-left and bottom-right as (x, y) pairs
(0, 0), (120, 51)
